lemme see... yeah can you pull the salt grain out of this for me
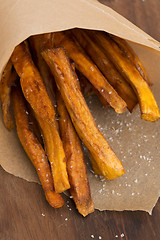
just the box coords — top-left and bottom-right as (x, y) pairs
(42, 213), (45, 216)
(91, 234), (94, 238)
(121, 233), (125, 238)
(98, 189), (103, 194)
(117, 193), (121, 196)
(65, 218), (68, 221)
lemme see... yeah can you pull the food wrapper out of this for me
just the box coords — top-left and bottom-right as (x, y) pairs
(0, 0), (160, 214)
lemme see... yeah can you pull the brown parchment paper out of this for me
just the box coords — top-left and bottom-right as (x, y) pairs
(0, 0), (160, 214)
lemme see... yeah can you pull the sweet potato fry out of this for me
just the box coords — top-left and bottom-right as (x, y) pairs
(11, 41), (56, 126)
(11, 86), (64, 208)
(35, 113), (70, 193)
(110, 34), (152, 86)
(56, 91), (94, 216)
(72, 28), (138, 112)
(89, 31), (160, 121)
(42, 47), (125, 180)
(0, 60), (18, 130)
(11, 41), (70, 193)
(53, 31), (127, 114)
(77, 70), (109, 107)
(29, 33), (56, 104)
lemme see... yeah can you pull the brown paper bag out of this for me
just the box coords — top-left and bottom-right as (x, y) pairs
(0, 0), (160, 214)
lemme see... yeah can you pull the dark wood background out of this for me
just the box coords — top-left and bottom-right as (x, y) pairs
(1, 0), (160, 239)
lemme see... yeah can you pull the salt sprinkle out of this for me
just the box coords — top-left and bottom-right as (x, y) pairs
(101, 89), (104, 93)
(117, 193), (121, 196)
(145, 173), (148, 176)
(121, 233), (125, 238)
(98, 189), (103, 194)
(41, 213), (45, 216)
(112, 190), (115, 194)
(131, 192), (135, 196)
(134, 179), (138, 183)
(99, 236), (102, 239)
(65, 218), (68, 221)
(91, 234), (94, 238)
(115, 235), (118, 238)
(109, 91), (112, 94)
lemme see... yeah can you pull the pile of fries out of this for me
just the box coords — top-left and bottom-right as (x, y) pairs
(0, 28), (159, 216)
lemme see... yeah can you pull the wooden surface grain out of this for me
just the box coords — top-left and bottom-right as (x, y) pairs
(1, 0), (160, 239)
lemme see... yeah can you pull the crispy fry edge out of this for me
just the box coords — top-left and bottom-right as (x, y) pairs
(11, 86), (64, 208)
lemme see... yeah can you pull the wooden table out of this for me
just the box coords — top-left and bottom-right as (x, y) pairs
(1, 0), (160, 239)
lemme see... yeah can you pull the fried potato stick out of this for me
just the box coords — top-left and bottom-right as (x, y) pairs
(0, 60), (17, 130)
(110, 34), (152, 86)
(53, 31), (127, 114)
(11, 41), (70, 193)
(29, 33), (56, 104)
(71, 63), (109, 107)
(11, 41), (56, 126)
(89, 31), (160, 121)
(11, 87), (64, 208)
(35, 114), (70, 193)
(42, 47), (125, 180)
(77, 70), (109, 107)
(72, 28), (138, 112)
(56, 91), (94, 216)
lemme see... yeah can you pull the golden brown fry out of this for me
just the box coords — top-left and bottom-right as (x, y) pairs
(29, 33), (56, 104)
(0, 60), (18, 130)
(110, 34), (152, 86)
(11, 86), (64, 208)
(72, 28), (138, 112)
(77, 71), (109, 107)
(53, 31), (127, 114)
(90, 31), (160, 122)
(56, 91), (94, 216)
(11, 41), (55, 126)
(77, 70), (95, 97)
(35, 114), (70, 193)
(11, 41), (70, 193)
(42, 47), (125, 180)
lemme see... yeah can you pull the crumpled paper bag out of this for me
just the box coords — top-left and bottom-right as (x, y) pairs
(0, 0), (160, 214)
